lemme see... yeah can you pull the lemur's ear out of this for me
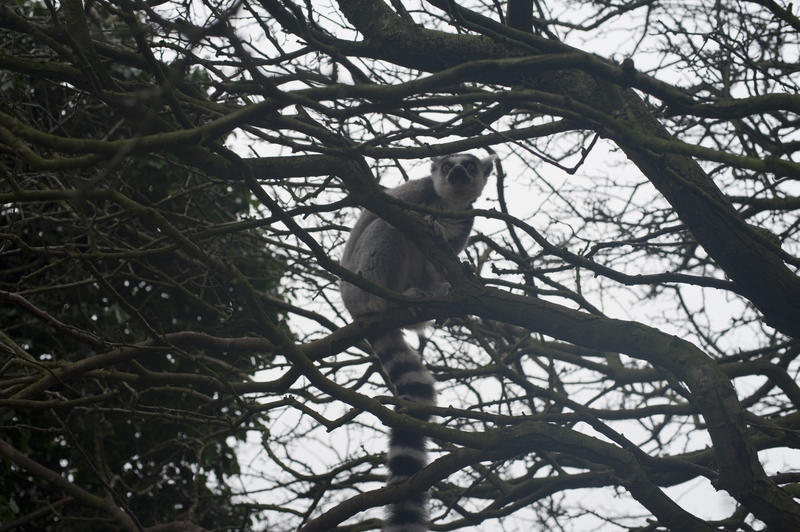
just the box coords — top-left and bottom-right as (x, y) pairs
(481, 154), (498, 176)
(430, 156), (445, 172)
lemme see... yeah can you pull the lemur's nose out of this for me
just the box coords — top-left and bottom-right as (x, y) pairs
(447, 165), (469, 184)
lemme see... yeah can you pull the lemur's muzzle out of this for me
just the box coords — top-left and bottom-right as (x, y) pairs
(447, 165), (470, 184)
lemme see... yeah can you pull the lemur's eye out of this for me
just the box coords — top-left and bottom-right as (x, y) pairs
(441, 162), (453, 172)
(464, 160), (477, 173)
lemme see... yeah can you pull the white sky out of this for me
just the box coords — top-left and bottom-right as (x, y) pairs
(207, 2), (800, 530)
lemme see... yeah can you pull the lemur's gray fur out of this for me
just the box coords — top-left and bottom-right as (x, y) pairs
(340, 153), (495, 532)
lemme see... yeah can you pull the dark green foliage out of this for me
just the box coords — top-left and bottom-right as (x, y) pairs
(0, 1), (284, 529)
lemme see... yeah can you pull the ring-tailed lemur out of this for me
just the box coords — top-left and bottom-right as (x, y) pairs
(340, 153), (495, 532)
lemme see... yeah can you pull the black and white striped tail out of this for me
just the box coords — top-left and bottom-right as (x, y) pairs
(372, 330), (436, 532)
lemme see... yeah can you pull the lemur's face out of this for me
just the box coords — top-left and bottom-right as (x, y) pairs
(431, 153), (495, 207)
